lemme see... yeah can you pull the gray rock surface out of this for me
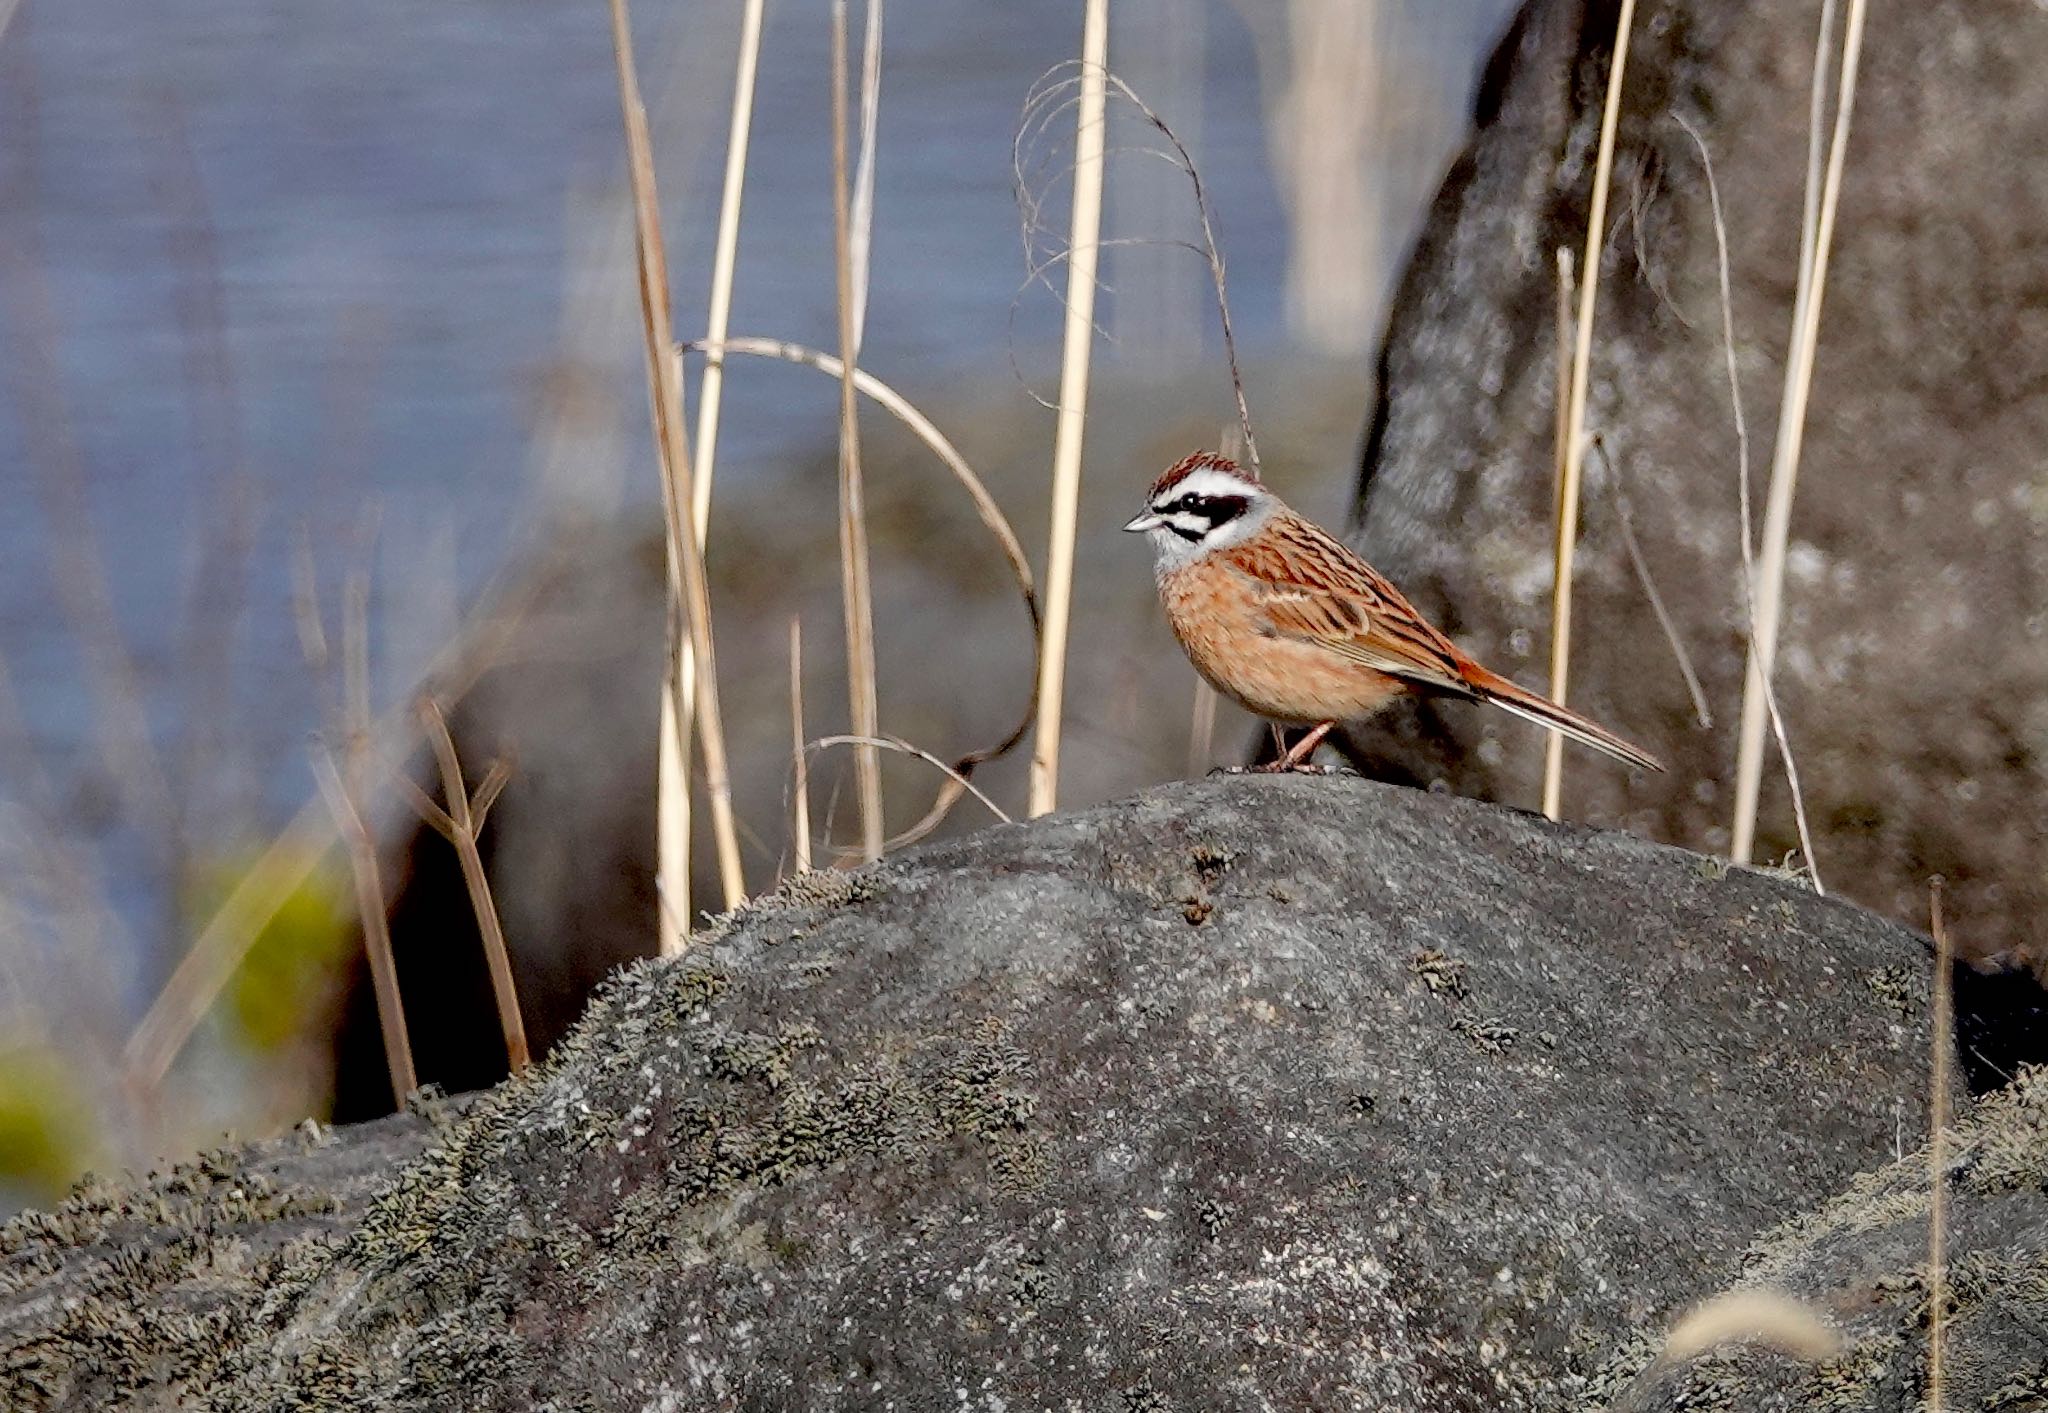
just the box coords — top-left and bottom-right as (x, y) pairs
(1351, 0), (2048, 969)
(1600, 1068), (2048, 1412)
(0, 1110), (447, 1407)
(3, 777), (1937, 1410)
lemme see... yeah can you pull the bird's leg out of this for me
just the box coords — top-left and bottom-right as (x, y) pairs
(1250, 721), (1336, 774)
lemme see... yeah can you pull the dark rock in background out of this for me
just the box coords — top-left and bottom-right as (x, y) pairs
(1351, 0), (2048, 980)
(8, 777), (1940, 1409)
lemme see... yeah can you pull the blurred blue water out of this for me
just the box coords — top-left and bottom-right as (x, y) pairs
(0, 0), (1515, 1000)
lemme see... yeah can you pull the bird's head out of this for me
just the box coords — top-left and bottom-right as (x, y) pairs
(1122, 452), (1271, 568)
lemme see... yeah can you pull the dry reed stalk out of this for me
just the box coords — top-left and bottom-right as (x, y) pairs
(1543, 0), (1636, 822)
(306, 564), (415, 1102)
(1928, 876), (1953, 1411)
(1188, 680), (1218, 777)
(684, 338), (1039, 615)
(1546, 248), (1574, 811)
(655, 686), (689, 948)
(1026, 0), (1110, 817)
(0, 69), (177, 856)
(831, 0), (886, 862)
(685, 0), (767, 528)
(685, 334), (1040, 847)
(123, 554), (550, 1089)
(1677, 115), (1824, 890)
(147, 91), (257, 828)
(606, 0), (747, 936)
(310, 752), (414, 1102)
(789, 616), (812, 874)
(393, 700), (526, 1072)
(1608, 1288), (1839, 1411)
(850, 0), (884, 347)
(124, 797), (333, 1089)
(1599, 438), (1712, 728)
(810, 735), (1014, 825)
(674, 0), (767, 930)
(1731, 0), (1865, 864)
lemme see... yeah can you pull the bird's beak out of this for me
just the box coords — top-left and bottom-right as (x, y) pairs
(1123, 511), (1162, 533)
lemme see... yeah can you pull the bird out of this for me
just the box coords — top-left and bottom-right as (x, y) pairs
(1122, 450), (1662, 774)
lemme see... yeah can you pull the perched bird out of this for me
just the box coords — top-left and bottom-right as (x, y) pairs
(1123, 451), (1661, 773)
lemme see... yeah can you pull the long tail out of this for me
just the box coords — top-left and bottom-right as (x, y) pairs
(1460, 664), (1664, 773)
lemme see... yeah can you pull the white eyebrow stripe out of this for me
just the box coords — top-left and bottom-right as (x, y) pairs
(1156, 464), (1259, 505)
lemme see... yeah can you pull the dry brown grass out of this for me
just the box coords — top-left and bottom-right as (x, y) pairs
(788, 616), (812, 876)
(1026, 0), (1111, 818)
(1542, 0), (1637, 822)
(1731, 0), (1867, 868)
(1928, 877), (1954, 1411)
(675, 0), (767, 947)
(395, 700), (526, 1073)
(604, 0), (747, 942)
(831, 0), (886, 862)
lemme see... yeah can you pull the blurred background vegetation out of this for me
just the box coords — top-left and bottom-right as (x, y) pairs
(0, 0), (1523, 1207)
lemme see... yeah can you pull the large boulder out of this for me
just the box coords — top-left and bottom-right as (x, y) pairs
(5, 777), (1938, 1409)
(1350, 0), (2048, 972)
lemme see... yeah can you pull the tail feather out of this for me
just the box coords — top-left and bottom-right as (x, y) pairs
(1460, 665), (1664, 773)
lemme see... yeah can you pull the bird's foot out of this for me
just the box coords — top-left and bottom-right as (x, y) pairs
(1209, 761), (1337, 776)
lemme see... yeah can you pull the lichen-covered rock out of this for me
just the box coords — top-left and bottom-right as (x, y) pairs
(1598, 1067), (2048, 1412)
(0, 1110), (448, 1408)
(1351, 0), (2048, 973)
(2, 778), (1936, 1409)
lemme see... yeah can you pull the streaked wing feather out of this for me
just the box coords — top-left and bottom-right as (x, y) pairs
(1221, 517), (1473, 694)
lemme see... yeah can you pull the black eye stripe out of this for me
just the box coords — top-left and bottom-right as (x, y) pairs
(1155, 491), (1248, 521)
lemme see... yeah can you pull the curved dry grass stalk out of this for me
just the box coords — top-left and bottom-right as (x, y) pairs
(681, 334), (1041, 847)
(1656, 1288), (1842, 1367)
(606, 0), (747, 936)
(1011, 67), (1258, 469)
(1731, 0), (1865, 867)
(1595, 439), (1712, 728)
(808, 735), (1014, 831)
(682, 337), (1039, 617)
(1543, 0), (1637, 822)
(1608, 1288), (1839, 1411)
(831, 0), (885, 861)
(1025, 0), (1111, 820)
(1677, 115), (1824, 893)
